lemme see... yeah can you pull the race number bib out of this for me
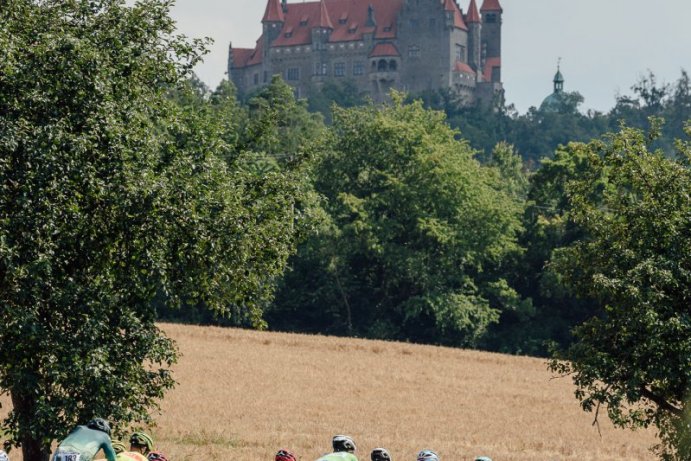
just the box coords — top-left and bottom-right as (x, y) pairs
(55, 452), (81, 461)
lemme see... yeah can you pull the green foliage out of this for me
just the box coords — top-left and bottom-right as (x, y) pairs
(0, 2), (308, 460)
(548, 124), (691, 460)
(271, 94), (525, 346)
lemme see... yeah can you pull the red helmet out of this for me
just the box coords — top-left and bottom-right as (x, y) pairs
(147, 451), (168, 461)
(276, 449), (297, 461)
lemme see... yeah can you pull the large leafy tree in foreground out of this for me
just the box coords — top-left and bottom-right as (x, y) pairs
(0, 2), (306, 460)
(549, 123), (691, 460)
(272, 95), (525, 345)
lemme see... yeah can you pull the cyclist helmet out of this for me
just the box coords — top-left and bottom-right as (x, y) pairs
(0, 450), (8, 461)
(332, 435), (356, 453)
(147, 451), (168, 461)
(416, 450), (439, 461)
(112, 440), (127, 454)
(474, 458), (492, 461)
(276, 449), (297, 461)
(87, 418), (111, 436)
(130, 432), (154, 453)
(371, 448), (391, 461)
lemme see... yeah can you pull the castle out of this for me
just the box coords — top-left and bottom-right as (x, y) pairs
(228, 0), (504, 105)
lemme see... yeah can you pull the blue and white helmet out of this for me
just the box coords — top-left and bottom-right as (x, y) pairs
(332, 435), (356, 453)
(0, 450), (9, 461)
(416, 450), (439, 461)
(474, 458), (492, 461)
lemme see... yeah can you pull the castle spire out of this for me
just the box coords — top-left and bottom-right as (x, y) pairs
(262, 0), (284, 23)
(317, 0), (334, 29)
(480, 0), (503, 13)
(466, 0), (481, 23)
(553, 58), (564, 93)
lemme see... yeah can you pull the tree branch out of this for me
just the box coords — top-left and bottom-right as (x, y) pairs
(640, 387), (682, 416)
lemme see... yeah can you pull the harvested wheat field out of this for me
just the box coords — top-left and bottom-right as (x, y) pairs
(2, 323), (657, 461)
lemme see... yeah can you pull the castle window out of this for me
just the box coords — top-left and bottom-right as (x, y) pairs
(300, 16), (309, 26)
(353, 62), (364, 76)
(286, 67), (300, 81)
(348, 23), (358, 33)
(377, 59), (387, 72)
(455, 44), (465, 61)
(334, 62), (346, 77)
(263, 71), (268, 83)
(383, 24), (392, 32)
(339, 12), (348, 24)
(315, 62), (328, 76)
(389, 60), (397, 71)
(408, 45), (420, 58)
(485, 13), (497, 23)
(253, 73), (259, 85)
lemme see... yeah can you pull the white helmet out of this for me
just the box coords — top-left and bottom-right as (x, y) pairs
(0, 450), (9, 461)
(332, 435), (356, 453)
(416, 450), (438, 461)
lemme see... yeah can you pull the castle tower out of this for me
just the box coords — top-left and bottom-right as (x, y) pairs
(311, 0), (333, 83)
(262, 0), (284, 50)
(466, 0), (481, 76)
(480, 0), (502, 82)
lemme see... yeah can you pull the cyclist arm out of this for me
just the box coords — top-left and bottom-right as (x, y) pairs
(102, 442), (118, 461)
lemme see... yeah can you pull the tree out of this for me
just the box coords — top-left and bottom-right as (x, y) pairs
(272, 94), (525, 346)
(0, 2), (307, 460)
(549, 122), (691, 460)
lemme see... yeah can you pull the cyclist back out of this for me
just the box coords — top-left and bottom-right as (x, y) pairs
(53, 418), (117, 461)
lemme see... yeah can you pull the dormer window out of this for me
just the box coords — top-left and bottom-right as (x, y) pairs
(348, 23), (358, 33)
(299, 16), (309, 26)
(284, 26), (293, 38)
(339, 12), (348, 25)
(383, 25), (392, 32)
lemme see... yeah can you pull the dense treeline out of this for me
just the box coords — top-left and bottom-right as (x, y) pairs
(159, 77), (689, 459)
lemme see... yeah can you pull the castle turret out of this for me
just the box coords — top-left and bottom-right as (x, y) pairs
(541, 63), (567, 111)
(262, 0), (284, 48)
(466, 0), (482, 76)
(311, 0), (333, 80)
(480, 0), (502, 82)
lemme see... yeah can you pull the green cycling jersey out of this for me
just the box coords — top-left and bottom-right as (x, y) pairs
(317, 452), (359, 461)
(54, 426), (117, 461)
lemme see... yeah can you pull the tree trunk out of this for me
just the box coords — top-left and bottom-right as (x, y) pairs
(11, 389), (52, 461)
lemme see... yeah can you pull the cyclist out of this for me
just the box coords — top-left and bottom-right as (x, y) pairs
(147, 451), (168, 461)
(0, 448), (8, 461)
(416, 450), (439, 461)
(53, 418), (117, 461)
(276, 449), (297, 461)
(370, 448), (391, 461)
(316, 435), (358, 461)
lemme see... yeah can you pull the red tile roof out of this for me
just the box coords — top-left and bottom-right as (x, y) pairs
(483, 56), (500, 81)
(453, 61), (475, 75)
(480, 0), (502, 12)
(271, 0), (403, 47)
(369, 42), (400, 58)
(262, 0), (285, 22)
(444, 0), (467, 30)
(231, 48), (255, 68)
(466, 0), (480, 23)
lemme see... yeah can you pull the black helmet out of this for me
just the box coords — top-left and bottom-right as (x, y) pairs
(87, 418), (111, 436)
(371, 448), (391, 461)
(332, 435), (356, 453)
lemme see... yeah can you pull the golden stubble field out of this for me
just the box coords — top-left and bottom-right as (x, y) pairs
(2, 323), (657, 461)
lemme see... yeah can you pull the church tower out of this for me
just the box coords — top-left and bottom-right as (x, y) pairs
(480, 0), (502, 83)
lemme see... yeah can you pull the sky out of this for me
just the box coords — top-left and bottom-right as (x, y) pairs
(168, 0), (691, 114)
